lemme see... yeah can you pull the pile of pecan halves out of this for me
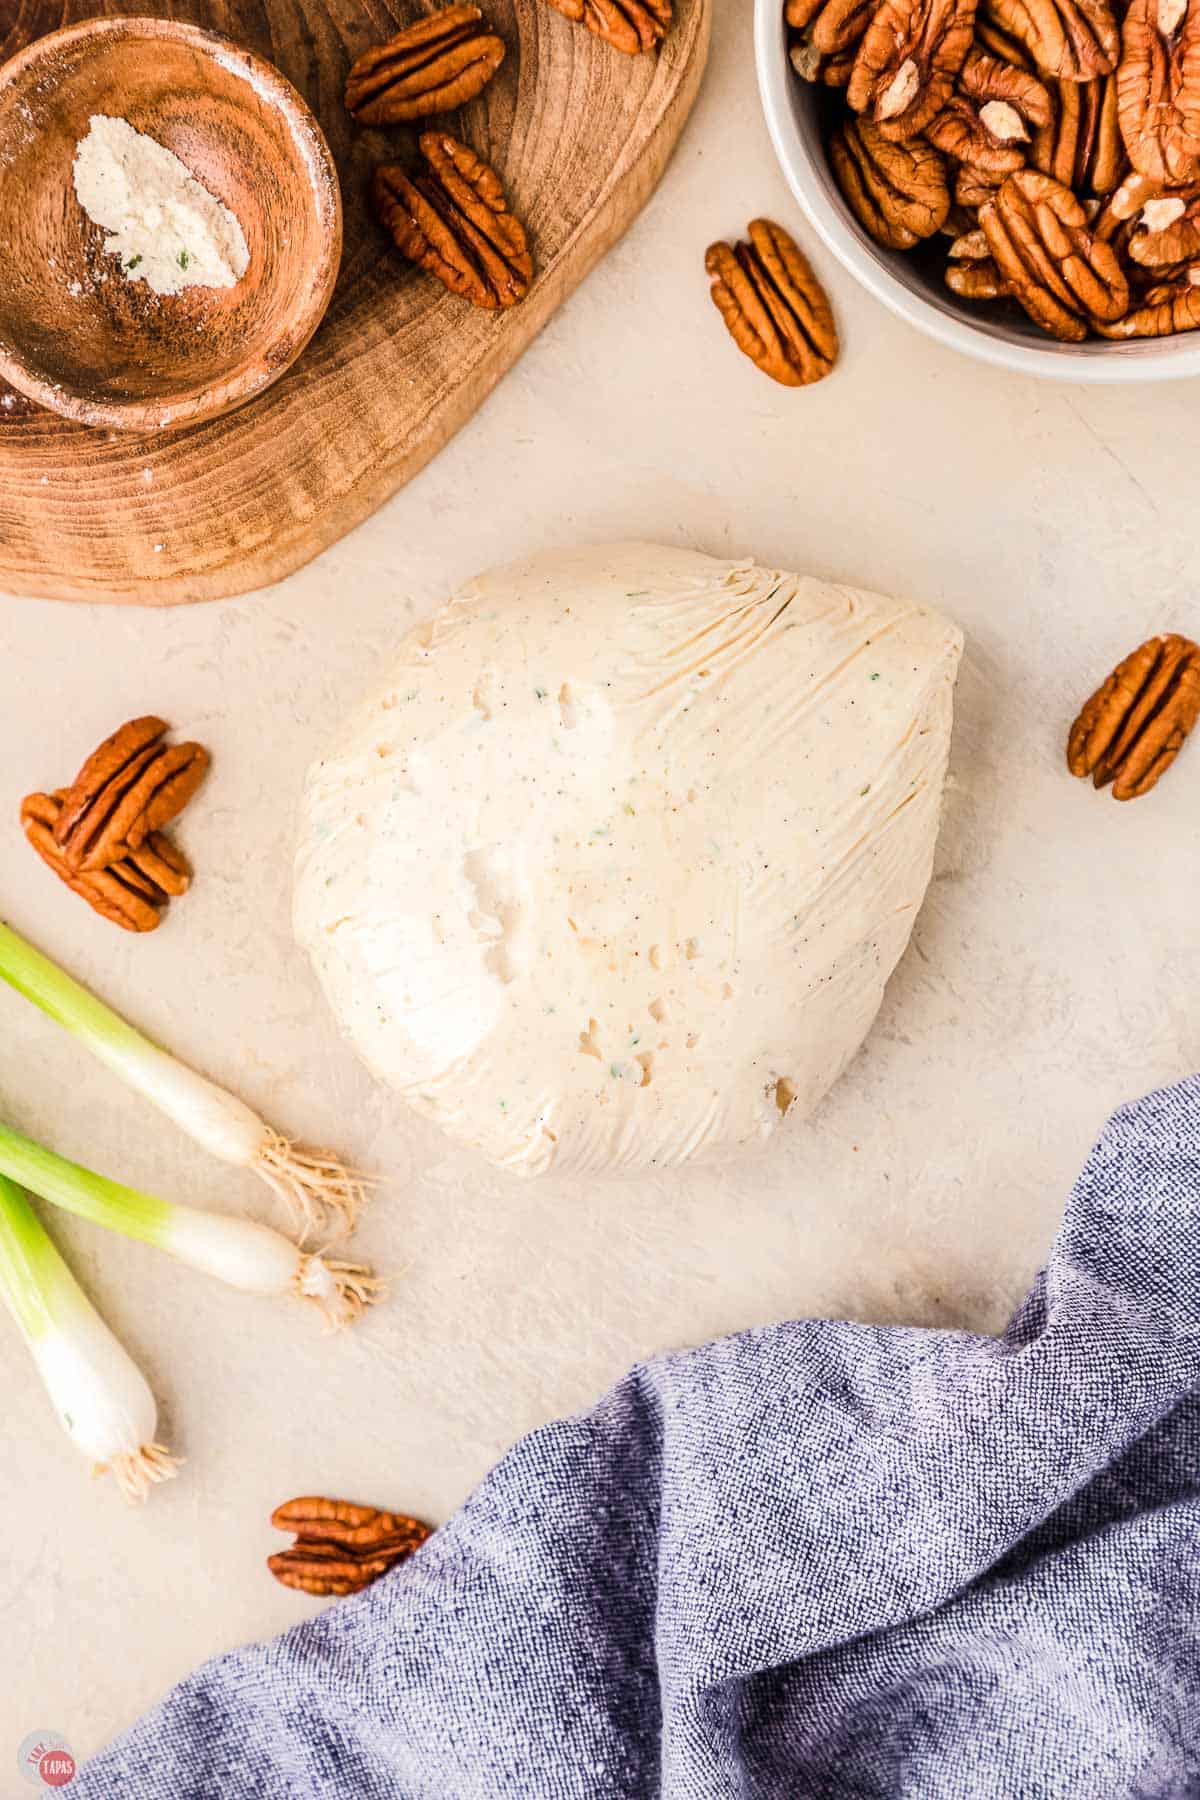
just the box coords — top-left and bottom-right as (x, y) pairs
(20, 717), (208, 933)
(344, 0), (671, 312)
(787, 0), (1200, 341)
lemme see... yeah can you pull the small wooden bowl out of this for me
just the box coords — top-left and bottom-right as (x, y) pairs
(0, 19), (343, 434)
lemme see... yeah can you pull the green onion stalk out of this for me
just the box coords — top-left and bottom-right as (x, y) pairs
(0, 1173), (180, 1501)
(0, 921), (368, 1239)
(0, 1120), (381, 1331)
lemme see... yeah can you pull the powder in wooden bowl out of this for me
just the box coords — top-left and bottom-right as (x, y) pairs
(72, 114), (250, 298)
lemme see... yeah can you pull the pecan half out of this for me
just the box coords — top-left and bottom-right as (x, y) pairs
(975, 13), (1038, 64)
(927, 95), (1031, 171)
(831, 116), (952, 244)
(542, 0), (672, 54)
(960, 46), (1053, 124)
(1093, 265), (1200, 330)
(55, 723), (209, 873)
(345, 6), (506, 125)
(787, 0), (877, 78)
(1033, 75), (1123, 196)
(945, 259), (1010, 292)
(790, 38), (860, 81)
(940, 199), (984, 231)
(1067, 634), (1200, 797)
(984, 0), (1119, 79)
(946, 261), (1009, 292)
(1117, 0), (1200, 186)
(53, 716), (165, 856)
(945, 224), (1011, 292)
(979, 167), (1129, 336)
(849, 0), (978, 140)
(1092, 167), (1162, 238)
(269, 1496), (434, 1597)
(705, 219), (839, 386)
(374, 133), (533, 309)
(20, 792), (190, 933)
(954, 160), (1008, 205)
(127, 832), (192, 897)
(123, 744), (209, 856)
(1125, 188), (1200, 261)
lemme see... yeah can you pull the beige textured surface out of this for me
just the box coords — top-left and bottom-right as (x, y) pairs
(3, 2), (1200, 1770)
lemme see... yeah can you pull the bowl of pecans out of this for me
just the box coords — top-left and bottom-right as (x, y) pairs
(755, 0), (1200, 380)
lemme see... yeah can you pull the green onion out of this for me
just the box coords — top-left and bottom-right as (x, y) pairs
(0, 1120), (380, 1331)
(0, 1173), (179, 1501)
(0, 922), (368, 1238)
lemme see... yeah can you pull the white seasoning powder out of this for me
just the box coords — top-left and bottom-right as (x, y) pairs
(72, 115), (250, 299)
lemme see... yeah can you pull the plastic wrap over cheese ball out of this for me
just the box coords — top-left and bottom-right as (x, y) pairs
(295, 543), (963, 1177)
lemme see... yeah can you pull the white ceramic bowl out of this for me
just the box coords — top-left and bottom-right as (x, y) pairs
(754, 0), (1200, 383)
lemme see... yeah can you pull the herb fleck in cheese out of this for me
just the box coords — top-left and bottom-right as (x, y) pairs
(72, 116), (250, 299)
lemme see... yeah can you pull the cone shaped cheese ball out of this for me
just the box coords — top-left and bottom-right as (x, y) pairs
(295, 544), (962, 1177)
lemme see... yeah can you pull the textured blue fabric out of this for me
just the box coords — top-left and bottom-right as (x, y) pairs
(78, 1079), (1200, 1798)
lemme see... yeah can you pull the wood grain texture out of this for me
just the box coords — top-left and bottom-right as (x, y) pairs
(0, 0), (709, 604)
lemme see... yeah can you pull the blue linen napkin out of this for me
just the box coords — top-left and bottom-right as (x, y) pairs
(76, 1078), (1200, 1798)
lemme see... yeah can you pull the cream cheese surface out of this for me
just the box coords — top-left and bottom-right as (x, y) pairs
(295, 543), (963, 1177)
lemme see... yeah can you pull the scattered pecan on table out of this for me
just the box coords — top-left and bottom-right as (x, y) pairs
(53, 715), (207, 872)
(22, 792), (191, 935)
(20, 717), (207, 932)
(345, 5), (506, 125)
(705, 218), (840, 386)
(343, 9), (533, 310)
(269, 1496), (434, 1598)
(541, 0), (673, 55)
(787, 0), (1200, 340)
(374, 131), (534, 310)
(1067, 634), (1200, 800)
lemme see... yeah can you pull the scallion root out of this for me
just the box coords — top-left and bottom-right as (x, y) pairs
(296, 1254), (386, 1332)
(0, 1127), (384, 1329)
(0, 923), (376, 1243)
(104, 1442), (183, 1504)
(254, 1132), (371, 1241)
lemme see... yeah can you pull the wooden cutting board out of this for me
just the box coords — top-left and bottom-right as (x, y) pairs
(0, 0), (709, 605)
